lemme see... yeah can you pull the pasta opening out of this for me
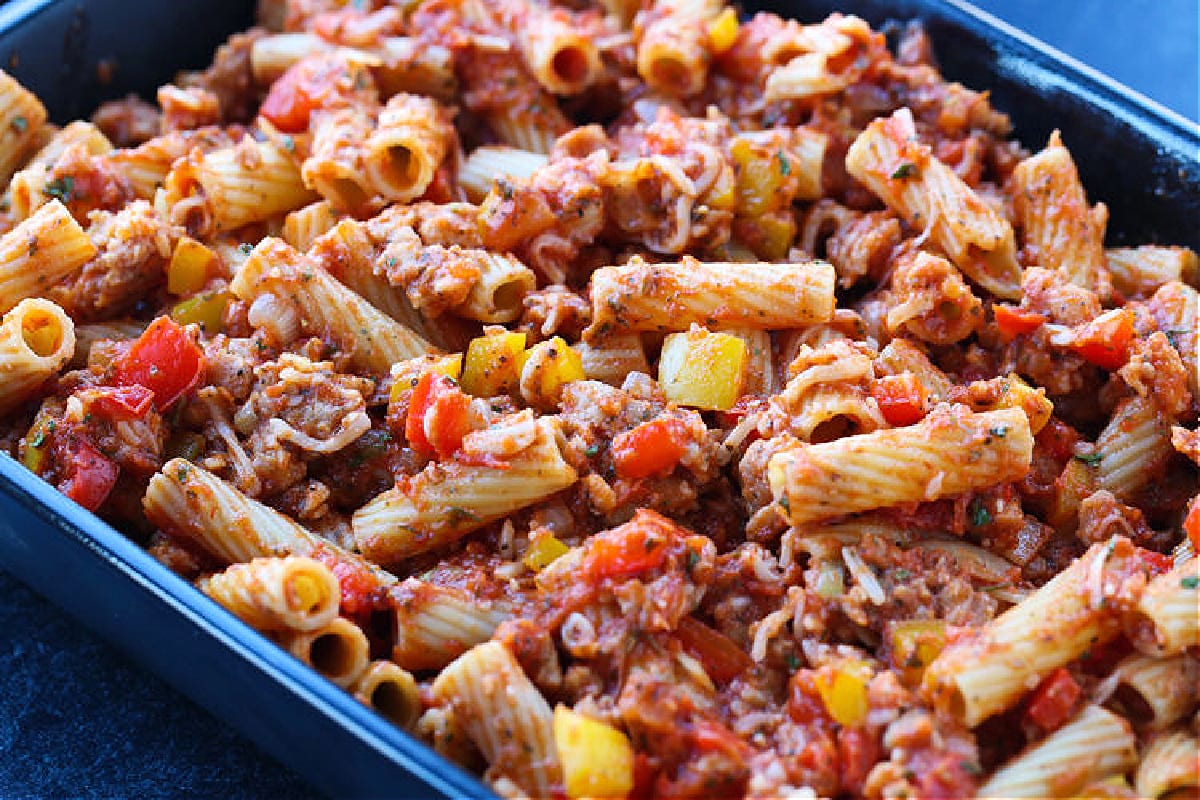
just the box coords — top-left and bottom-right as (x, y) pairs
(1109, 684), (1155, 727)
(330, 178), (371, 212)
(809, 415), (857, 444)
(648, 57), (690, 93)
(370, 680), (416, 726)
(309, 630), (359, 678)
(21, 311), (62, 357)
(383, 145), (420, 189)
(491, 280), (527, 319)
(551, 47), (590, 87)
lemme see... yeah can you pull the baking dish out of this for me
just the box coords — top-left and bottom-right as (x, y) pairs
(0, 0), (1195, 797)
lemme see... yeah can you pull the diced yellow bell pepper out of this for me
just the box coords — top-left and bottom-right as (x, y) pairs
(388, 354), (464, 415)
(814, 659), (872, 727)
(658, 327), (747, 411)
(745, 210), (796, 261)
(522, 531), (569, 571)
(731, 136), (788, 217)
(813, 560), (845, 598)
(703, 163), (738, 212)
(996, 373), (1053, 434)
(432, 352), (463, 380)
(707, 7), (740, 55)
(461, 331), (526, 397)
(171, 291), (229, 334)
(20, 412), (56, 474)
(890, 620), (946, 684)
(519, 336), (585, 405)
(167, 236), (218, 295)
(553, 705), (634, 799)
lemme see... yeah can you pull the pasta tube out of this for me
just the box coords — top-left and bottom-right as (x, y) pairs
(923, 538), (1132, 726)
(1111, 652), (1198, 730)
(230, 237), (433, 372)
(635, 0), (723, 97)
(353, 416), (578, 563)
(0, 69), (47, 184)
(352, 661), (421, 730)
(363, 93), (453, 203)
(0, 298), (75, 416)
(845, 107), (1022, 299)
(768, 405), (1032, 526)
(1106, 245), (1198, 297)
(143, 459), (396, 589)
(1135, 730), (1199, 799)
(280, 617), (370, 689)
(0, 200), (98, 314)
(162, 136), (316, 234)
(1126, 557), (1199, 656)
(302, 107), (376, 214)
(199, 556), (340, 633)
(978, 705), (1137, 798)
(389, 578), (510, 671)
(430, 641), (561, 798)
(589, 257), (836, 334)
(1012, 131), (1109, 293)
(458, 145), (547, 203)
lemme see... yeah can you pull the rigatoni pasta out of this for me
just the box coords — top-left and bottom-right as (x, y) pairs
(0, 298), (75, 416)
(0, 4), (1196, 798)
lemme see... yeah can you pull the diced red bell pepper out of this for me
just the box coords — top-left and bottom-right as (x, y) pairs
(260, 54), (357, 133)
(584, 509), (677, 581)
(1070, 308), (1134, 371)
(611, 417), (690, 479)
(58, 438), (119, 512)
(88, 384), (156, 420)
(676, 616), (754, 684)
(1132, 546), (1174, 576)
(1184, 499), (1200, 551)
(405, 372), (472, 460)
(871, 373), (929, 427)
(111, 316), (206, 410)
(993, 305), (1047, 342)
(1023, 667), (1081, 733)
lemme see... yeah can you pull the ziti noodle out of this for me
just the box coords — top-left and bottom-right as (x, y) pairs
(1, 1), (1197, 797)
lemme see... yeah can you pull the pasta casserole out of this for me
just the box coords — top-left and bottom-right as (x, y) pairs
(0, 0), (1196, 797)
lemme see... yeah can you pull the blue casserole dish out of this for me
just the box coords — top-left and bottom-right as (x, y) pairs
(0, 0), (1195, 796)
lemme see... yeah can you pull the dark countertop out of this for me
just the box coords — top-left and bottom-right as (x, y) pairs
(1, 2), (1196, 798)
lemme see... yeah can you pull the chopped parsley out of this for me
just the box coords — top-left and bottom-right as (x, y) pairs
(969, 498), (992, 527)
(989, 425), (1008, 438)
(238, 242), (254, 255)
(43, 175), (74, 203)
(584, 443), (600, 457)
(777, 150), (791, 176)
(1182, 575), (1199, 589)
(785, 652), (801, 671)
(1074, 452), (1104, 466)
(684, 548), (700, 573)
(10, 115), (27, 133)
(891, 162), (918, 179)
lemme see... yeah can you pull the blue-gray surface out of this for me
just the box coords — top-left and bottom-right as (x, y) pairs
(0, 1), (1196, 798)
